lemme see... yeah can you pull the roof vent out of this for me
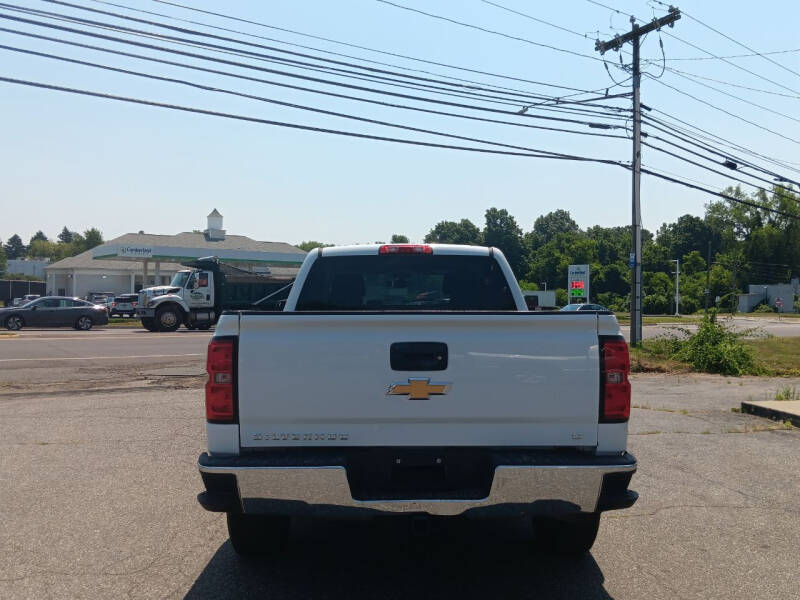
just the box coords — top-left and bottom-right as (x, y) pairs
(205, 209), (226, 241)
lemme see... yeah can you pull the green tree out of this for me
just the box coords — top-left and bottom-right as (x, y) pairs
(483, 208), (526, 276)
(681, 250), (706, 276)
(82, 228), (103, 250)
(527, 209), (580, 250)
(3, 234), (26, 259)
(390, 234), (410, 243)
(424, 219), (483, 245)
(0, 243), (7, 275)
(29, 231), (48, 246)
(57, 227), (74, 244)
(296, 241), (334, 252)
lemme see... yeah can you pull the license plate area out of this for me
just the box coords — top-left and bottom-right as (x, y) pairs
(346, 448), (493, 501)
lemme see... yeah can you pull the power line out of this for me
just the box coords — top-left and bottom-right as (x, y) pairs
(589, 0), (800, 95)
(659, 63), (800, 127)
(149, 0), (618, 97)
(479, 0), (589, 39)
(642, 140), (782, 196)
(661, 30), (800, 96)
(39, 0), (625, 110)
(82, 0), (607, 105)
(0, 75), (632, 168)
(663, 48), (800, 62)
(642, 117), (800, 187)
(0, 25), (631, 142)
(652, 65), (800, 100)
(644, 73), (800, 146)
(373, 0), (607, 63)
(6, 3), (634, 124)
(640, 169), (799, 219)
(653, 2), (800, 80)
(0, 43), (628, 160)
(0, 13), (630, 129)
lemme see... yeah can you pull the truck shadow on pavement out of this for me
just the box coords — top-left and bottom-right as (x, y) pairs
(185, 516), (613, 599)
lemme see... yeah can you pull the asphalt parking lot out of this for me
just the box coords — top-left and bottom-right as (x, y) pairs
(1, 330), (799, 599)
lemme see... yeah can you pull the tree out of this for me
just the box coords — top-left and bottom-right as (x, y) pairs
(296, 241), (333, 252)
(57, 227), (74, 244)
(0, 243), (6, 275)
(4, 234), (26, 259)
(528, 209), (580, 250)
(424, 219), (483, 245)
(681, 251), (706, 276)
(29, 231), (48, 246)
(390, 234), (410, 243)
(483, 208), (526, 276)
(82, 228), (103, 250)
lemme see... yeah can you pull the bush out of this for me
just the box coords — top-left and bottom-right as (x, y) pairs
(674, 312), (756, 375)
(753, 303), (776, 313)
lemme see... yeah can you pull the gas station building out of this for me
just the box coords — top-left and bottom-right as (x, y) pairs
(44, 210), (306, 298)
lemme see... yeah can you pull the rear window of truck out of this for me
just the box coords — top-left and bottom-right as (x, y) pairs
(295, 255), (516, 311)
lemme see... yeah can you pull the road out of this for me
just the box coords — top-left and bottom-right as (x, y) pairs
(1, 358), (798, 598)
(621, 316), (800, 341)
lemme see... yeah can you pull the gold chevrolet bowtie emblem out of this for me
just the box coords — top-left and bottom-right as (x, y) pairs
(387, 378), (451, 400)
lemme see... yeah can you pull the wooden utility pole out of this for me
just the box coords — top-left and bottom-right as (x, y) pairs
(595, 7), (681, 344)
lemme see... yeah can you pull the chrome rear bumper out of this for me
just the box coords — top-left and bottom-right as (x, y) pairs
(198, 449), (637, 517)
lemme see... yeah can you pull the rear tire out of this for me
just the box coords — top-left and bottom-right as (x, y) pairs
(5, 315), (23, 331)
(226, 513), (290, 556)
(532, 512), (601, 555)
(155, 305), (181, 332)
(140, 317), (158, 332)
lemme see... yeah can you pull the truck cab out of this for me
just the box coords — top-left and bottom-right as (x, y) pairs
(137, 268), (216, 331)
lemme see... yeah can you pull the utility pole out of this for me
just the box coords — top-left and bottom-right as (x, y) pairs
(595, 7), (681, 344)
(705, 241), (711, 315)
(671, 259), (681, 316)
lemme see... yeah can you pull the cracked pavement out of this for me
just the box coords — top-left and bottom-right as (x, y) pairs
(1, 369), (798, 599)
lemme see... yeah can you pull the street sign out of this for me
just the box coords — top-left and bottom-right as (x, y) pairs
(629, 252), (636, 268)
(568, 264), (590, 302)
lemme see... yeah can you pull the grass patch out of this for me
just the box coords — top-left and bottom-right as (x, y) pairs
(616, 313), (700, 325)
(743, 337), (800, 377)
(105, 318), (143, 329)
(774, 385), (800, 400)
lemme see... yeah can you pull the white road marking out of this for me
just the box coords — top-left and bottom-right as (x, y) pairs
(0, 353), (203, 363)
(12, 334), (208, 341)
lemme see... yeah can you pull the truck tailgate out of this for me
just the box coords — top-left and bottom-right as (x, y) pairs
(237, 313), (600, 448)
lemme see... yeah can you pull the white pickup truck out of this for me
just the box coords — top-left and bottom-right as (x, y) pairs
(197, 244), (637, 556)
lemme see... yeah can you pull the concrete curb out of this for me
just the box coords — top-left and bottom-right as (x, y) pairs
(741, 401), (800, 427)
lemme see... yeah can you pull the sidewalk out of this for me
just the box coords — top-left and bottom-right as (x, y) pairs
(741, 400), (800, 427)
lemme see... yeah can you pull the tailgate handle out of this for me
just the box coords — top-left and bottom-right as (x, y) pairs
(390, 342), (448, 371)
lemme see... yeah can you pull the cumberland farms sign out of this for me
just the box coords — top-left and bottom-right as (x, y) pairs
(119, 246), (153, 258)
(568, 264), (590, 302)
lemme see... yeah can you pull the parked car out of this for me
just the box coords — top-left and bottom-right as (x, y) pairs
(560, 303), (611, 312)
(11, 294), (39, 307)
(1, 296), (109, 330)
(110, 294), (138, 317)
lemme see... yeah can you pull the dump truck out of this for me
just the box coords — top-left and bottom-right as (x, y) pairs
(136, 257), (293, 332)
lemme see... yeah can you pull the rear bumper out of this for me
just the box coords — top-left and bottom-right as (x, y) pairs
(197, 448), (637, 517)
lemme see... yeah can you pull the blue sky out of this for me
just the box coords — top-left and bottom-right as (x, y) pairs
(1, 0), (799, 246)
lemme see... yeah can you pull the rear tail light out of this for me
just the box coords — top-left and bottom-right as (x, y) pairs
(206, 337), (236, 423)
(600, 336), (631, 422)
(378, 244), (433, 255)
(111, 302), (116, 307)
